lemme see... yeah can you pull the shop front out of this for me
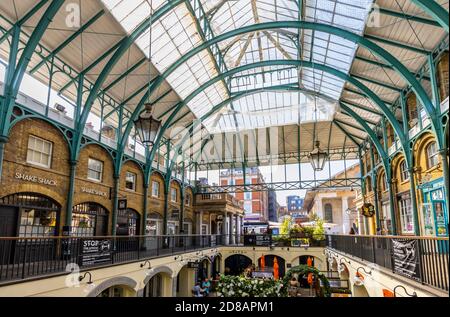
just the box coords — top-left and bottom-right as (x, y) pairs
(0, 192), (60, 264)
(397, 191), (415, 235)
(419, 178), (448, 237)
(116, 208), (141, 236)
(380, 197), (392, 235)
(72, 202), (109, 236)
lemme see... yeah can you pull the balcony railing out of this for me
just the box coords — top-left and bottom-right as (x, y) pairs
(195, 193), (243, 209)
(326, 234), (449, 292)
(0, 234), (228, 285)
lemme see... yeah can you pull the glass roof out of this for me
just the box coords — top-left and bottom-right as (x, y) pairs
(203, 91), (338, 133)
(101, 0), (373, 130)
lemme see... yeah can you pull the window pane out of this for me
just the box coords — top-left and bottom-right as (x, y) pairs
(26, 136), (52, 167)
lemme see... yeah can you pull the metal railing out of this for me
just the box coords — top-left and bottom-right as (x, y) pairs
(0, 234), (229, 285)
(326, 234), (449, 292)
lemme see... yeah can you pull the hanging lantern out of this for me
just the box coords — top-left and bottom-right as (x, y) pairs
(308, 141), (328, 171)
(134, 102), (161, 146)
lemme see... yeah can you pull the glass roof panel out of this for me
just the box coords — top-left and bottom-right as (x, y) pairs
(102, 0), (373, 131)
(102, 0), (229, 121)
(204, 90), (337, 132)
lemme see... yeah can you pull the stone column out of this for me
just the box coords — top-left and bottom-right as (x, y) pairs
(223, 212), (229, 245)
(236, 215), (241, 244)
(229, 214), (235, 245)
(172, 277), (177, 297)
(316, 196), (324, 219)
(196, 210), (203, 234)
(341, 196), (349, 235)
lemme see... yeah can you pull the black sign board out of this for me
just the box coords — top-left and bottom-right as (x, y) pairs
(255, 234), (271, 246)
(79, 239), (112, 266)
(392, 239), (420, 281)
(188, 262), (200, 269)
(118, 199), (127, 209)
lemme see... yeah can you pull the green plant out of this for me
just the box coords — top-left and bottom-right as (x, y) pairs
(280, 217), (291, 235)
(282, 265), (331, 297)
(312, 218), (325, 241)
(216, 274), (285, 297)
(300, 225), (315, 238)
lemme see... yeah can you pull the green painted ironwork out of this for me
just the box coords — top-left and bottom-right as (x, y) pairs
(30, 10), (105, 74)
(376, 7), (441, 27)
(410, 0), (449, 32)
(0, 0), (65, 182)
(119, 21), (441, 180)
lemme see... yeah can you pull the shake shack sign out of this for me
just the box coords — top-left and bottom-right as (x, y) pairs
(392, 239), (420, 281)
(15, 172), (57, 186)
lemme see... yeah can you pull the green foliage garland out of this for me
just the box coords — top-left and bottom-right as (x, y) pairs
(282, 265), (332, 297)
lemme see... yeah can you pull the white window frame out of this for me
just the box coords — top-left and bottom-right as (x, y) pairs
(167, 221), (179, 235)
(426, 142), (439, 169)
(151, 181), (160, 198)
(146, 218), (162, 235)
(399, 197), (414, 234)
(170, 187), (177, 203)
(184, 193), (191, 206)
(400, 161), (409, 182)
(125, 171), (137, 191)
(87, 158), (103, 182)
(26, 135), (53, 168)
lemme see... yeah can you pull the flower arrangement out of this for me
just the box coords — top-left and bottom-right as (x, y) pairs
(216, 275), (286, 297)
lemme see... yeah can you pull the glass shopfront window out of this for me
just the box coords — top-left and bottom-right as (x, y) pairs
(72, 203), (108, 237)
(0, 193), (60, 238)
(147, 219), (162, 236)
(422, 184), (448, 237)
(398, 195), (414, 234)
(117, 209), (140, 236)
(167, 221), (179, 235)
(19, 209), (58, 237)
(381, 201), (392, 234)
(422, 203), (435, 236)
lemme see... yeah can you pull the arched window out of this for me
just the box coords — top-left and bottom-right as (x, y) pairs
(324, 203), (333, 223)
(72, 203), (109, 237)
(426, 141), (439, 169)
(0, 192), (60, 237)
(365, 177), (372, 192)
(400, 160), (409, 181)
(117, 209), (140, 236)
(379, 172), (387, 191)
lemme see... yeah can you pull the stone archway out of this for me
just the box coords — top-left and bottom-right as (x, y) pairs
(258, 255), (286, 278)
(283, 265), (332, 297)
(224, 254), (253, 276)
(86, 276), (137, 297)
(140, 266), (174, 297)
(176, 264), (196, 297)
